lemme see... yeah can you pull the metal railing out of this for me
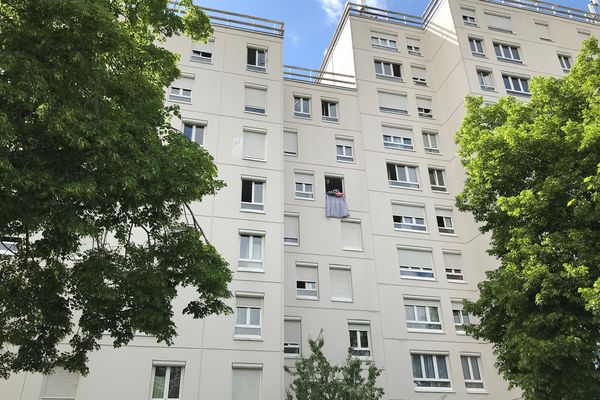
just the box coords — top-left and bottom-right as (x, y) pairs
(480, 0), (599, 24)
(283, 65), (356, 87)
(346, 2), (424, 28)
(167, 1), (284, 36)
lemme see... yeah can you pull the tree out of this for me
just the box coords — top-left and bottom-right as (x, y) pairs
(456, 37), (600, 400)
(0, 0), (232, 378)
(284, 333), (384, 400)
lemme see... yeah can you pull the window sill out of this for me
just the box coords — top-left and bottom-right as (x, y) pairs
(246, 66), (267, 73)
(190, 57), (213, 64)
(242, 157), (267, 162)
(389, 185), (421, 191)
(342, 247), (364, 252)
(284, 152), (298, 157)
(376, 74), (403, 82)
(466, 388), (488, 394)
(431, 188), (449, 194)
(488, 27), (514, 34)
(234, 336), (263, 341)
(464, 22), (479, 27)
(447, 279), (467, 284)
(284, 354), (301, 359)
(379, 108), (408, 115)
(472, 52), (486, 58)
(384, 146), (415, 152)
(237, 267), (265, 273)
(424, 149), (441, 155)
(439, 232), (458, 237)
(244, 110), (267, 116)
(418, 115), (434, 119)
(168, 98), (192, 105)
(372, 45), (398, 52)
(506, 90), (531, 97)
(322, 118), (339, 124)
(414, 387), (454, 393)
(480, 86), (496, 92)
(336, 159), (355, 164)
(296, 296), (319, 301)
(331, 298), (353, 303)
(497, 57), (522, 64)
(294, 196), (315, 201)
(284, 241), (300, 247)
(395, 228), (429, 234)
(240, 208), (265, 214)
(294, 113), (311, 119)
(455, 330), (467, 335)
(407, 328), (445, 334)
(400, 276), (436, 282)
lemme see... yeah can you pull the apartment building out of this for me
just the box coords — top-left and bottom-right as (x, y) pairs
(1, 0), (598, 399)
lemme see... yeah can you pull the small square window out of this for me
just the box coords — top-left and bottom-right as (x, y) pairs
(294, 96), (311, 118)
(558, 54), (572, 72)
(348, 322), (371, 358)
(436, 209), (455, 234)
(477, 70), (494, 91)
(247, 47), (267, 72)
(336, 138), (354, 162)
(241, 179), (264, 212)
(182, 123), (205, 146)
(294, 172), (314, 199)
(422, 131), (440, 154)
(322, 100), (339, 122)
(469, 37), (485, 56)
(428, 168), (446, 192)
(152, 365), (183, 400)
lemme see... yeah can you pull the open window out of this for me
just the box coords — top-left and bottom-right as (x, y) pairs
(325, 176), (344, 193)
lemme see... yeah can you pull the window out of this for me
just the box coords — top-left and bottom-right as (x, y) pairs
(398, 248), (434, 279)
(244, 85), (267, 114)
(284, 129), (298, 156)
(0, 238), (19, 255)
(322, 100), (339, 122)
(436, 208), (455, 234)
(348, 322), (371, 357)
(232, 365), (261, 400)
(378, 91), (408, 114)
(411, 65), (427, 85)
(151, 365), (183, 400)
(182, 122), (205, 146)
(242, 128), (266, 160)
(41, 368), (79, 400)
(428, 168), (446, 192)
(461, 356), (484, 389)
(336, 138), (354, 162)
(412, 354), (451, 388)
(453, 303), (471, 333)
(535, 22), (551, 41)
(444, 252), (464, 282)
(461, 7), (477, 25)
(235, 296), (262, 337)
(383, 125), (413, 150)
(168, 76), (193, 103)
(190, 38), (214, 62)
(241, 178), (264, 212)
(485, 12), (512, 33)
(296, 264), (318, 299)
(417, 97), (433, 118)
(404, 299), (443, 331)
(284, 214), (299, 245)
(503, 74), (530, 95)
(341, 220), (363, 251)
(493, 43), (521, 62)
(469, 37), (485, 56)
(477, 70), (494, 90)
(294, 95), (311, 118)
(330, 266), (353, 301)
(407, 37), (422, 56)
(558, 54), (572, 72)
(371, 33), (398, 51)
(387, 163), (419, 189)
(284, 319), (301, 355)
(239, 233), (263, 271)
(294, 172), (314, 199)
(392, 203), (426, 232)
(374, 60), (402, 80)
(422, 131), (440, 154)
(247, 47), (266, 71)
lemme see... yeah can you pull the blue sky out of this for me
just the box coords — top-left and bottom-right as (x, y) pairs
(196, 0), (593, 69)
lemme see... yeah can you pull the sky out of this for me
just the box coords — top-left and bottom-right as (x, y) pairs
(195, 0), (594, 70)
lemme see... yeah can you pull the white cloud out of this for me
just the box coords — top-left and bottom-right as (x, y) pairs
(318, 0), (389, 24)
(287, 32), (300, 46)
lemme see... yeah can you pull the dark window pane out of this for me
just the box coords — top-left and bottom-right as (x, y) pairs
(241, 180), (253, 202)
(387, 164), (397, 181)
(168, 367), (182, 398)
(247, 48), (256, 65)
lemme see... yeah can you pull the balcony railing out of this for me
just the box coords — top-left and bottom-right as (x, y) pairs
(346, 2), (424, 28)
(480, 0), (599, 24)
(283, 65), (356, 87)
(167, 1), (284, 36)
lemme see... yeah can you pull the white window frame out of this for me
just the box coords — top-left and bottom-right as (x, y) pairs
(400, 265), (434, 280)
(453, 308), (471, 333)
(371, 35), (398, 51)
(503, 74), (530, 95)
(190, 38), (214, 63)
(388, 163), (420, 189)
(284, 318), (302, 356)
(411, 66), (427, 86)
(284, 214), (299, 245)
(293, 95), (311, 118)
(296, 264), (318, 299)
(469, 37), (485, 56)
(283, 129), (298, 156)
(462, 9), (477, 25)
(418, 107), (433, 118)
(446, 267), (464, 282)
(436, 214), (455, 234)
(234, 306), (262, 337)
(394, 215), (427, 232)
(241, 178), (264, 212)
(461, 355), (485, 390)
(404, 302), (443, 332)
(422, 131), (440, 154)
(244, 85), (267, 115)
(330, 266), (353, 302)
(182, 122), (205, 146)
(294, 173), (314, 200)
(151, 365), (184, 400)
(247, 47), (267, 72)
(493, 43), (521, 63)
(378, 91), (408, 114)
(477, 70), (494, 91)
(348, 324), (371, 358)
(558, 54), (572, 72)
(383, 135), (412, 150)
(411, 353), (452, 389)
(169, 86), (192, 103)
(238, 233), (263, 271)
(374, 60), (402, 80)
(336, 143), (354, 162)
(407, 44), (422, 56)
(321, 100), (339, 122)
(428, 168), (446, 192)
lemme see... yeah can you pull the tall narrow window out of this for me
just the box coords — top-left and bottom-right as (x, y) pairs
(461, 355), (484, 389)
(383, 125), (413, 150)
(461, 7), (477, 25)
(284, 129), (298, 156)
(42, 368), (79, 400)
(392, 203), (427, 232)
(241, 178), (264, 212)
(477, 70), (494, 90)
(374, 60), (402, 80)
(558, 54), (572, 72)
(242, 128), (266, 160)
(411, 65), (427, 85)
(190, 38), (214, 63)
(348, 322), (371, 357)
(284, 319), (302, 355)
(404, 299), (443, 331)
(336, 138), (354, 162)
(469, 37), (485, 56)
(232, 366), (261, 400)
(493, 43), (521, 62)
(453, 301), (471, 333)
(244, 85), (267, 114)
(294, 172), (314, 199)
(321, 100), (339, 122)
(411, 353), (451, 388)
(341, 220), (363, 251)
(296, 264), (318, 299)
(428, 168), (446, 192)
(398, 248), (434, 279)
(239, 232), (263, 271)
(151, 365), (183, 400)
(436, 208), (455, 234)
(247, 47), (267, 71)
(387, 163), (419, 188)
(169, 76), (194, 103)
(444, 252), (465, 282)
(284, 214), (299, 245)
(182, 122), (205, 146)
(417, 97), (433, 118)
(406, 37), (422, 56)
(503, 74), (530, 95)
(485, 12), (512, 33)
(422, 131), (439, 154)
(378, 91), (408, 114)
(294, 95), (311, 118)
(330, 266), (353, 302)
(235, 296), (263, 337)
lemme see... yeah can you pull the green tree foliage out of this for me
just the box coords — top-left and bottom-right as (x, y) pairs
(284, 334), (384, 400)
(0, 0), (231, 377)
(456, 37), (600, 400)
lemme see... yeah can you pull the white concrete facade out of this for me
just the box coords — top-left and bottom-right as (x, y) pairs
(1, 0), (598, 399)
